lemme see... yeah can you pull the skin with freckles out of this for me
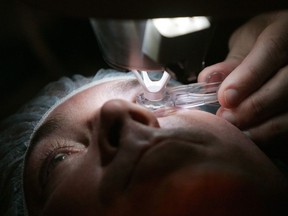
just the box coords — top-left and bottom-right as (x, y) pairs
(198, 10), (288, 145)
(24, 78), (288, 216)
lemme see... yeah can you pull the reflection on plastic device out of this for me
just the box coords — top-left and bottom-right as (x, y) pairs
(133, 70), (221, 117)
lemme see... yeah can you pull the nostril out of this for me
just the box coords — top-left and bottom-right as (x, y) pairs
(98, 99), (159, 166)
(107, 119), (122, 148)
(99, 120), (122, 166)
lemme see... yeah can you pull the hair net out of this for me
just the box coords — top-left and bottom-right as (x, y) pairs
(0, 69), (140, 216)
(1, 67), (288, 216)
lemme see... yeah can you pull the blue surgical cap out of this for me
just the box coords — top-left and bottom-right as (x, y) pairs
(0, 69), (138, 216)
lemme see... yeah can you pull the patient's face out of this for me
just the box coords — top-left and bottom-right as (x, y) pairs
(24, 78), (287, 216)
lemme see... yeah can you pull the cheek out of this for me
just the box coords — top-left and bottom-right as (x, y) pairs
(157, 110), (216, 130)
(43, 183), (98, 215)
(42, 162), (103, 215)
(158, 114), (194, 128)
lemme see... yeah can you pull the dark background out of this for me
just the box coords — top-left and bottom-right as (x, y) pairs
(0, 0), (245, 122)
(0, 1), (109, 122)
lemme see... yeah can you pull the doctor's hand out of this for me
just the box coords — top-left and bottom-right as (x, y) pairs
(198, 10), (288, 145)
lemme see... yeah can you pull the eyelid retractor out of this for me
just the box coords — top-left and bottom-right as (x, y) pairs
(134, 75), (221, 116)
(132, 70), (171, 101)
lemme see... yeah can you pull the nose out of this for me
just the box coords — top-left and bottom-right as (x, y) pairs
(97, 99), (160, 166)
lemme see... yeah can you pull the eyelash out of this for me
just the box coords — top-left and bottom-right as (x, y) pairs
(40, 140), (85, 187)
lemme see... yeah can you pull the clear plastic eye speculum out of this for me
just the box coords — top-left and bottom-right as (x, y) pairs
(132, 70), (221, 117)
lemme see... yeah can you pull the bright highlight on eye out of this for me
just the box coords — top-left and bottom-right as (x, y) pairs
(152, 17), (211, 38)
(51, 153), (69, 167)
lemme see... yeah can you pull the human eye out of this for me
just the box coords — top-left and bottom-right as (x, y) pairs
(40, 140), (86, 188)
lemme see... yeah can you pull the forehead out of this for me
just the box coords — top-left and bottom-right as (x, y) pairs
(28, 78), (140, 152)
(41, 78), (140, 122)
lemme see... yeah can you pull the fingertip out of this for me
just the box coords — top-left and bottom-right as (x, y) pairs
(223, 88), (241, 107)
(197, 67), (212, 82)
(216, 106), (224, 117)
(198, 60), (239, 82)
(197, 62), (230, 82)
(198, 70), (227, 84)
(217, 80), (242, 108)
(205, 71), (226, 83)
(217, 85), (229, 108)
(216, 108), (237, 125)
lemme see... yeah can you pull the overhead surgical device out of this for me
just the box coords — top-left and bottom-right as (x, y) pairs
(90, 17), (219, 113)
(90, 17), (212, 83)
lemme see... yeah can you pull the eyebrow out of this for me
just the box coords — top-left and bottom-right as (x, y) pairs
(29, 114), (65, 150)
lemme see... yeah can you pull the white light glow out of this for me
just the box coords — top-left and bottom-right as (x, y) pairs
(152, 17), (210, 38)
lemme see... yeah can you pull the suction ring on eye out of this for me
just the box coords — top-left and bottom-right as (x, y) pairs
(132, 70), (221, 116)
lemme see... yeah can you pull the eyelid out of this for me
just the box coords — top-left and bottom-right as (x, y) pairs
(39, 140), (86, 189)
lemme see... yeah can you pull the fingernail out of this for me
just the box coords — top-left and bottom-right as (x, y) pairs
(220, 110), (236, 124)
(224, 89), (239, 107)
(205, 72), (226, 83)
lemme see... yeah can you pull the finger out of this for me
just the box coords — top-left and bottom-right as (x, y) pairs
(218, 17), (288, 108)
(198, 14), (273, 86)
(198, 14), (264, 83)
(197, 58), (240, 83)
(217, 65), (288, 128)
(244, 112), (288, 145)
